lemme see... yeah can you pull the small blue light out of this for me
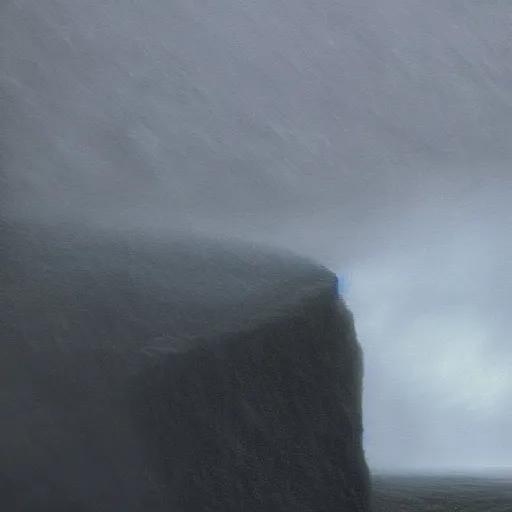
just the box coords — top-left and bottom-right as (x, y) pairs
(337, 274), (347, 296)
(336, 271), (352, 296)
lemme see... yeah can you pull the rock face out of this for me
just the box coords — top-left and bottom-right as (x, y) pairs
(0, 220), (370, 511)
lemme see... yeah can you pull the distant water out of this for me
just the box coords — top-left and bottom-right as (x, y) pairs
(371, 472), (512, 512)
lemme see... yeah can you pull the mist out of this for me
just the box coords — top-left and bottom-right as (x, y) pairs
(1, 0), (511, 473)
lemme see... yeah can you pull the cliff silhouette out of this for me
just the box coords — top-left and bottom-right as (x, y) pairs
(1, 219), (370, 511)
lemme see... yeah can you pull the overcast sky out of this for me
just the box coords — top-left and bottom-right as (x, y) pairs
(2, 0), (511, 472)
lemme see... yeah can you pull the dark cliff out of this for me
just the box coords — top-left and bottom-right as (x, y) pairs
(0, 220), (370, 511)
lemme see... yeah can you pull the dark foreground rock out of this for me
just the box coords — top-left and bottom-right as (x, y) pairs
(0, 220), (370, 511)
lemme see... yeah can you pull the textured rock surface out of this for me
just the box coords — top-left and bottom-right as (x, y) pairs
(0, 220), (370, 511)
